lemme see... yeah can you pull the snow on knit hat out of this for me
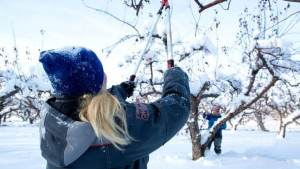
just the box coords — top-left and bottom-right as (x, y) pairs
(39, 46), (104, 98)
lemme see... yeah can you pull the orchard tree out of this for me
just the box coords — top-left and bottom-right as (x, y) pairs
(198, 0), (300, 158)
(83, 0), (300, 159)
(0, 46), (51, 125)
(279, 110), (300, 138)
(0, 48), (21, 125)
(15, 48), (52, 124)
(265, 82), (300, 137)
(16, 69), (51, 124)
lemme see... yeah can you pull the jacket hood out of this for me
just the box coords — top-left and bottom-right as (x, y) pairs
(39, 98), (111, 167)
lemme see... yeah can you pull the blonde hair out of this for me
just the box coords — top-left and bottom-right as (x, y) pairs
(79, 88), (132, 150)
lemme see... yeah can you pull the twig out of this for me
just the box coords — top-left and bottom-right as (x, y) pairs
(136, 0), (144, 16)
(194, 0), (204, 8)
(82, 1), (141, 36)
(199, 0), (227, 13)
(102, 35), (138, 57)
(219, 0), (232, 10)
(263, 11), (300, 36)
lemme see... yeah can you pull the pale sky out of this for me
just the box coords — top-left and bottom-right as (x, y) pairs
(1, 0), (299, 82)
(1, 0), (299, 51)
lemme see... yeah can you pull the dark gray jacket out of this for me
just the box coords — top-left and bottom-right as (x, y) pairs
(40, 67), (191, 169)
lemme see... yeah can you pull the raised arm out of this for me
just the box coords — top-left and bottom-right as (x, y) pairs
(120, 67), (191, 162)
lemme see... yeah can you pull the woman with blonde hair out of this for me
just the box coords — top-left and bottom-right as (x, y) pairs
(39, 46), (190, 169)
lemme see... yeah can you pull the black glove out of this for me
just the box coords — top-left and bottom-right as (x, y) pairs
(120, 81), (136, 98)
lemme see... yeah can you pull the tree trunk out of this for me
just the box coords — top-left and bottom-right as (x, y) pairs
(278, 111), (284, 136)
(0, 115), (2, 126)
(279, 115), (300, 138)
(233, 124), (239, 131)
(255, 112), (268, 131)
(279, 121), (289, 138)
(29, 118), (34, 124)
(187, 96), (201, 160)
(3, 114), (7, 122)
(281, 125), (287, 138)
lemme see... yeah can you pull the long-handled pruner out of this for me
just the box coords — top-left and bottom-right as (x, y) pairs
(164, 0), (174, 69)
(129, 0), (174, 82)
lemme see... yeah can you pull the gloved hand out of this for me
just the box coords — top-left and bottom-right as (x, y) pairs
(120, 81), (136, 98)
(209, 130), (216, 134)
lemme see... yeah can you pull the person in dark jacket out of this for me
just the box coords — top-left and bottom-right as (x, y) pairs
(39, 46), (191, 169)
(202, 106), (226, 154)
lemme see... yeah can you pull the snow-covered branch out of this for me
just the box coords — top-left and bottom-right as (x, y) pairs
(283, 110), (300, 125)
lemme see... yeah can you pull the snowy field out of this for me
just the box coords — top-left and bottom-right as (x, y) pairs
(0, 120), (300, 169)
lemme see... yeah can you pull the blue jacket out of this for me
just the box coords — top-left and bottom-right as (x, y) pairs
(40, 67), (191, 169)
(202, 113), (226, 135)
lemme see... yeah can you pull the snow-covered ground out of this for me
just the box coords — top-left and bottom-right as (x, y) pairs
(1, 119), (299, 169)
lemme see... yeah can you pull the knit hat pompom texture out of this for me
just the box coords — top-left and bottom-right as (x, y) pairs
(39, 46), (104, 98)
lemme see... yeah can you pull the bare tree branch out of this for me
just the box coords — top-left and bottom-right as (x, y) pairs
(219, 0), (232, 10)
(194, 0), (204, 8)
(284, 0), (300, 2)
(135, 0), (144, 16)
(257, 49), (276, 76)
(201, 94), (220, 98)
(262, 10), (300, 36)
(245, 77), (279, 108)
(245, 65), (263, 96)
(0, 86), (21, 106)
(282, 79), (300, 87)
(82, 1), (141, 36)
(123, 0), (150, 16)
(102, 35), (138, 57)
(199, 0), (228, 13)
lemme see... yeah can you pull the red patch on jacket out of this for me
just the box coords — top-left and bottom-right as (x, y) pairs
(135, 103), (148, 121)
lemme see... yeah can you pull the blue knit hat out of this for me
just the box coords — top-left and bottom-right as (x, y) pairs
(39, 46), (104, 98)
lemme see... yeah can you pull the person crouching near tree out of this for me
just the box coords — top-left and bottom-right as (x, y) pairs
(39, 46), (191, 169)
(203, 106), (227, 154)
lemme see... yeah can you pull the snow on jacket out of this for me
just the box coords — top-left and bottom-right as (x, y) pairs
(202, 113), (227, 135)
(39, 67), (191, 169)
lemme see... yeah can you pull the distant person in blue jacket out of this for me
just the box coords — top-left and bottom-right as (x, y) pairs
(39, 46), (191, 169)
(203, 106), (226, 154)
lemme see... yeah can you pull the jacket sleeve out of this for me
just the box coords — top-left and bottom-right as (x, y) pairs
(203, 112), (211, 120)
(202, 112), (206, 119)
(111, 67), (190, 163)
(107, 85), (128, 101)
